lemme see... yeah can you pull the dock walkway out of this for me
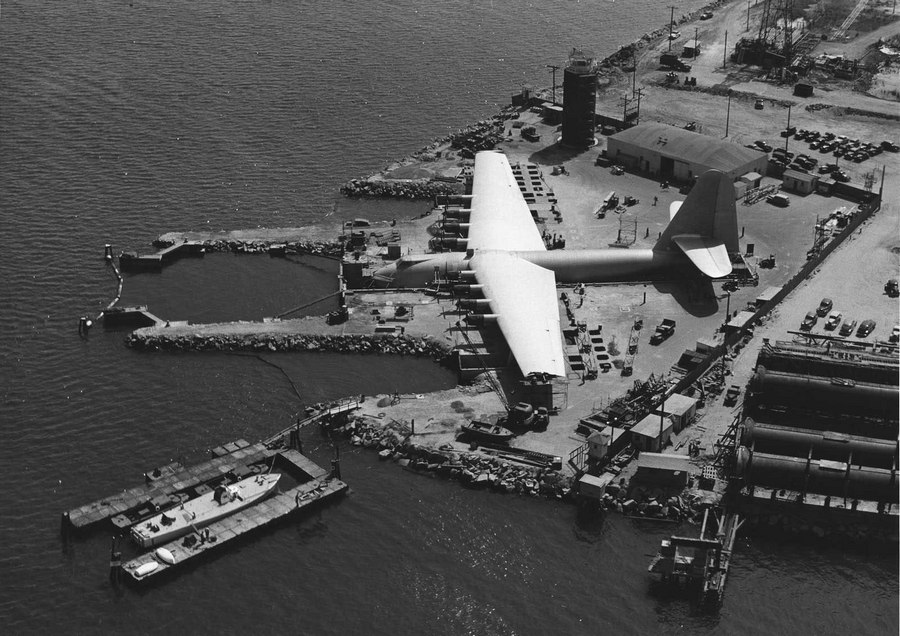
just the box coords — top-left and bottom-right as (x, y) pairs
(64, 440), (271, 531)
(122, 449), (347, 584)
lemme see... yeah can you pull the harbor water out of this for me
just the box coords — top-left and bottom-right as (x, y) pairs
(1, 0), (896, 633)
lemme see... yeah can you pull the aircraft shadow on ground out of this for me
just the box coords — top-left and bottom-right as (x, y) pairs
(652, 279), (720, 318)
(528, 142), (590, 166)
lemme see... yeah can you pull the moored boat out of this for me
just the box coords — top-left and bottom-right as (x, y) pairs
(459, 420), (514, 443)
(130, 473), (281, 548)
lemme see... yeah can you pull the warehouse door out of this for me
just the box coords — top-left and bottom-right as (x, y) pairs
(660, 156), (674, 178)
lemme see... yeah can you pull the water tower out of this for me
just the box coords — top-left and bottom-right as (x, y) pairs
(561, 48), (597, 149)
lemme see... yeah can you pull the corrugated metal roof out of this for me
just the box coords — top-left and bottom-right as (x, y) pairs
(632, 413), (673, 438)
(636, 452), (693, 472)
(655, 393), (697, 416)
(610, 123), (766, 172)
(783, 169), (817, 183)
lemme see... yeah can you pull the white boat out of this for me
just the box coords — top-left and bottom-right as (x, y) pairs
(130, 473), (281, 549)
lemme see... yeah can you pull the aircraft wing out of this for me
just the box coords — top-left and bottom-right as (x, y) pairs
(672, 235), (733, 278)
(467, 152), (546, 252)
(469, 252), (566, 377)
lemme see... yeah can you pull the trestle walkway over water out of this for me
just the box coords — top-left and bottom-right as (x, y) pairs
(647, 507), (744, 610)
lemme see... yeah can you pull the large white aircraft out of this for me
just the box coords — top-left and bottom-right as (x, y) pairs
(374, 151), (740, 378)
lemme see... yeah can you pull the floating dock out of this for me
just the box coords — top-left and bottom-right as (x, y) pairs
(121, 449), (347, 584)
(63, 402), (361, 585)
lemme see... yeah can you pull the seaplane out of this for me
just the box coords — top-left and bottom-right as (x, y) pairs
(373, 151), (740, 378)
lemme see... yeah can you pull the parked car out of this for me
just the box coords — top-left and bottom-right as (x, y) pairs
(800, 312), (818, 331)
(724, 385), (741, 406)
(816, 297), (833, 317)
(825, 312), (842, 330)
(839, 319), (857, 337)
(890, 325), (899, 343)
(754, 99), (764, 110)
(767, 194), (790, 207)
(700, 11), (714, 20)
(831, 170), (850, 182)
(857, 319), (876, 337)
(755, 140), (773, 152)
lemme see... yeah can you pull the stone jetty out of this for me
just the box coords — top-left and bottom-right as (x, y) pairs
(127, 330), (453, 360)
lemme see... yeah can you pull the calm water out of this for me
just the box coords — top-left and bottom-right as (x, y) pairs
(1, 0), (896, 633)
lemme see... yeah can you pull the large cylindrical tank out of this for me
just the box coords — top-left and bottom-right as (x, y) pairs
(735, 447), (898, 503)
(749, 367), (899, 420)
(740, 418), (898, 469)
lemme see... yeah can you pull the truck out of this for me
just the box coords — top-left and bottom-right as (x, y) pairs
(649, 319), (676, 345)
(520, 126), (540, 142)
(660, 52), (691, 71)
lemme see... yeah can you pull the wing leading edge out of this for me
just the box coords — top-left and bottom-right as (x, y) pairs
(469, 252), (566, 378)
(467, 152), (546, 253)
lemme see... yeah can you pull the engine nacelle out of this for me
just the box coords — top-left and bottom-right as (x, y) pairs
(452, 284), (484, 295)
(457, 298), (492, 310)
(464, 313), (499, 326)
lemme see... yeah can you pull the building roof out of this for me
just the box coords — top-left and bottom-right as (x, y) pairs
(783, 169), (818, 183)
(740, 171), (762, 182)
(632, 413), (673, 439)
(610, 123), (766, 173)
(636, 452), (693, 473)
(756, 286), (782, 303)
(726, 310), (756, 330)
(579, 472), (616, 489)
(655, 393), (697, 417)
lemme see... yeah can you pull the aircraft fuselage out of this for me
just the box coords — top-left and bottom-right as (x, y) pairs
(375, 248), (698, 288)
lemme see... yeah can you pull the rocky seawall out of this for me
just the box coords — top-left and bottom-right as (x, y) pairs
(152, 237), (345, 258)
(338, 413), (713, 524)
(126, 331), (453, 360)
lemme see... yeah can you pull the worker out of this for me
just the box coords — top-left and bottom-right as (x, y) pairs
(653, 195), (658, 206)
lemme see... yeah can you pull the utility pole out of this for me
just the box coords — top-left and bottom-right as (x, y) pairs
(725, 90), (733, 137)
(546, 65), (560, 105)
(694, 27), (699, 58)
(724, 30), (728, 69)
(784, 104), (792, 154)
(668, 5), (676, 51)
(747, 0), (751, 31)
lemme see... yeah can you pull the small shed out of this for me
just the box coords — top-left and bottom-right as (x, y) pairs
(724, 310), (756, 334)
(816, 177), (836, 196)
(653, 393), (698, 432)
(782, 169), (818, 195)
(755, 285), (782, 306)
(578, 472), (616, 502)
(631, 414), (674, 452)
(587, 429), (611, 462)
(634, 452), (693, 487)
(542, 102), (564, 125)
(740, 171), (763, 189)
(794, 82), (814, 97)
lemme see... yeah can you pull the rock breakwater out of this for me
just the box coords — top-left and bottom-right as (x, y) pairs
(127, 331), (453, 360)
(153, 237), (345, 258)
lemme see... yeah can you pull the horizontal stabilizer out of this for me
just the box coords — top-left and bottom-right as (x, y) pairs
(669, 201), (682, 221)
(672, 235), (732, 278)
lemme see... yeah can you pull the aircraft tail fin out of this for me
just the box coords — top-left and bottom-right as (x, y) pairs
(654, 170), (739, 278)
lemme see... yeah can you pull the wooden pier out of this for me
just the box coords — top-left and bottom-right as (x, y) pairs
(647, 506), (744, 609)
(121, 449), (347, 584)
